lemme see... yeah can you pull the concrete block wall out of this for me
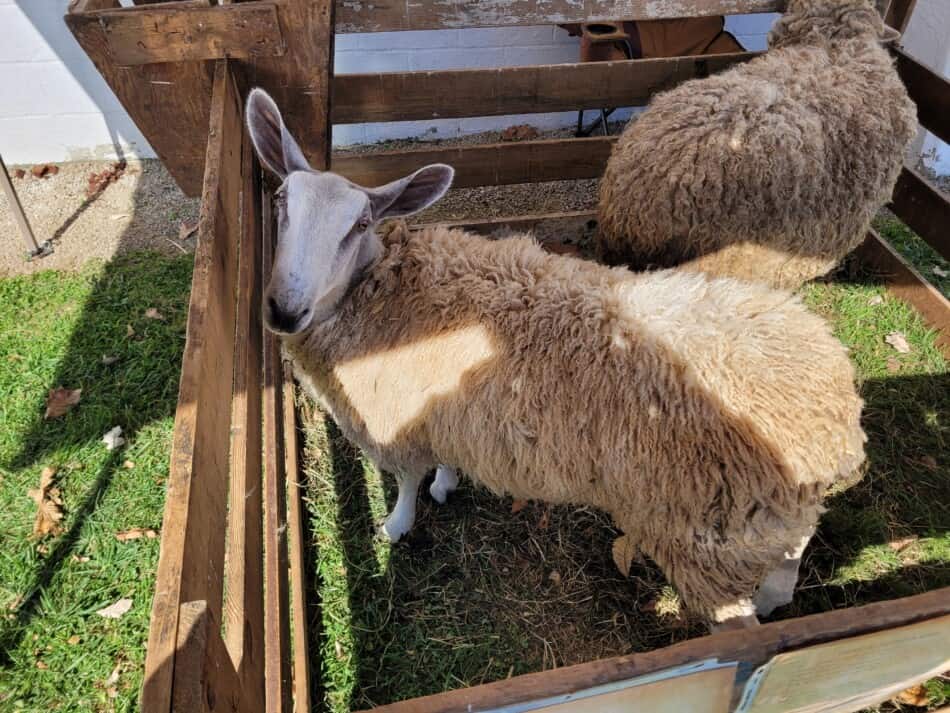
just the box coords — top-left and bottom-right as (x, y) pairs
(0, 1), (946, 175)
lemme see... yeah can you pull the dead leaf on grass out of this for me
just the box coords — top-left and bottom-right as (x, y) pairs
(102, 354), (119, 366)
(611, 534), (638, 577)
(126, 324), (135, 338)
(895, 683), (930, 706)
(96, 598), (132, 619)
(538, 506), (551, 530)
(179, 219), (199, 241)
(887, 536), (918, 552)
(67, 635), (81, 645)
(886, 357), (902, 373)
(867, 295), (884, 306)
(123, 460), (135, 469)
(548, 570), (561, 585)
(144, 307), (164, 321)
(511, 499), (528, 514)
(36, 660), (48, 670)
(885, 331), (911, 354)
(933, 266), (949, 278)
(44, 387), (81, 419)
(28, 466), (64, 538)
(115, 528), (157, 542)
(101, 426), (125, 450)
(920, 455), (938, 471)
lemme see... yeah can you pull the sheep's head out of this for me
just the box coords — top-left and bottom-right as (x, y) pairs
(245, 88), (454, 335)
(768, 0), (898, 49)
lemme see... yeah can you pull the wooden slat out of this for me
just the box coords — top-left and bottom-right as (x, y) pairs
(857, 229), (950, 357)
(222, 134), (265, 710)
(97, 2), (285, 66)
(414, 209), (597, 236)
(263, 193), (293, 712)
(336, 0), (785, 33)
(333, 136), (615, 189)
(332, 52), (755, 124)
(141, 59), (242, 713)
(359, 588), (950, 713)
(244, 0), (336, 171)
(283, 362), (312, 713)
(894, 47), (950, 145)
(889, 166), (950, 262)
(65, 2), (212, 196)
(885, 0), (918, 33)
(173, 601), (250, 713)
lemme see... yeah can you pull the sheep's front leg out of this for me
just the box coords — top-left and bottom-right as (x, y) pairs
(382, 472), (423, 542)
(429, 465), (459, 505)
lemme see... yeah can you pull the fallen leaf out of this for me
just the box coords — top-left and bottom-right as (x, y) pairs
(335, 640), (345, 660)
(885, 331), (911, 354)
(888, 536), (918, 551)
(179, 219), (199, 241)
(895, 683), (930, 706)
(123, 460), (135, 469)
(107, 687), (118, 699)
(510, 499), (528, 514)
(71, 554), (90, 563)
(7, 353), (23, 361)
(44, 387), (82, 419)
(104, 665), (121, 688)
(886, 357), (902, 373)
(548, 570), (561, 585)
(102, 354), (119, 366)
(933, 266), (949, 278)
(538, 506), (550, 530)
(28, 467), (64, 538)
(144, 307), (164, 321)
(102, 426), (125, 450)
(501, 124), (540, 141)
(612, 534), (638, 577)
(67, 635), (81, 645)
(126, 324), (135, 338)
(96, 599), (132, 620)
(36, 660), (48, 670)
(867, 295), (884, 306)
(115, 528), (157, 542)
(920, 455), (937, 470)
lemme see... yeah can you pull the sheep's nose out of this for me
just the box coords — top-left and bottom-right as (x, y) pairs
(267, 297), (309, 334)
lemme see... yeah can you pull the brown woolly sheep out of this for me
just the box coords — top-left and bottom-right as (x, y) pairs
(597, 0), (917, 289)
(245, 88), (866, 627)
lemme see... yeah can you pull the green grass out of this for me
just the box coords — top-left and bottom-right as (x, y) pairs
(874, 215), (950, 298)
(301, 269), (948, 713)
(0, 252), (192, 712)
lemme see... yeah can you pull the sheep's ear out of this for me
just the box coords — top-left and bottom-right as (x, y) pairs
(245, 88), (311, 179)
(364, 164), (454, 220)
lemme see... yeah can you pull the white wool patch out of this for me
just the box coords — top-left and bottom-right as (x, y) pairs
(334, 324), (496, 444)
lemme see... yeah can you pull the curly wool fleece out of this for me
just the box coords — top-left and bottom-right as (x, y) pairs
(287, 221), (866, 619)
(597, 0), (917, 289)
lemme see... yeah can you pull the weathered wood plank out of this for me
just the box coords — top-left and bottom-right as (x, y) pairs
(885, 0), (918, 33)
(173, 601), (250, 713)
(336, 0), (786, 33)
(141, 59), (242, 713)
(889, 166), (950, 262)
(244, 0), (335, 171)
(97, 3), (285, 66)
(359, 588), (950, 713)
(262, 193), (293, 713)
(857, 229), (950, 357)
(333, 53), (755, 124)
(894, 47), (950, 146)
(223, 134), (265, 711)
(283, 362), (312, 713)
(333, 136), (615, 188)
(65, 2), (212, 196)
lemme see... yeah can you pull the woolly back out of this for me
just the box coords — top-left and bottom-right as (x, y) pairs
(768, 0), (891, 48)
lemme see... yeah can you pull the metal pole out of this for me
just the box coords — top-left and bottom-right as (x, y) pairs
(0, 154), (51, 258)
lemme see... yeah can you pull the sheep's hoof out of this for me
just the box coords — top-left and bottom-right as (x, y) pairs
(381, 515), (411, 542)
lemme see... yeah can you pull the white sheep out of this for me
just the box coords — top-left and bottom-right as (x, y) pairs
(246, 88), (866, 627)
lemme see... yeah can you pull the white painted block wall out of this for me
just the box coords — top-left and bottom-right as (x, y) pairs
(0, 1), (945, 174)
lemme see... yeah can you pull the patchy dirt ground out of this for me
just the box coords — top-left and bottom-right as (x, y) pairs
(0, 160), (199, 276)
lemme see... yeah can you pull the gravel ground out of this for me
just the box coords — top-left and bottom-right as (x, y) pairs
(1, 159), (199, 276)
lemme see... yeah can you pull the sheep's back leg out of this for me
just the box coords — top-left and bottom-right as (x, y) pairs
(753, 530), (813, 617)
(382, 471), (424, 542)
(429, 465), (459, 504)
